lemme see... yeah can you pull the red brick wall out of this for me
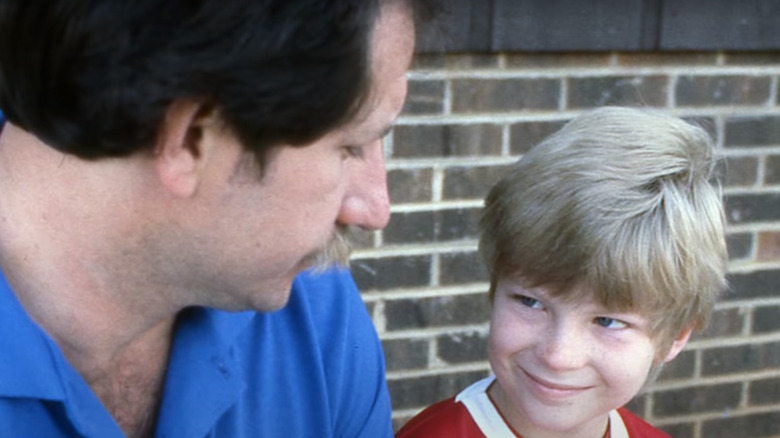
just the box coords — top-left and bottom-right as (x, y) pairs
(353, 51), (780, 438)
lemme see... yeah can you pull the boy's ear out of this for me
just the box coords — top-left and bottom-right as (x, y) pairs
(153, 99), (220, 198)
(662, 327), (694, 363)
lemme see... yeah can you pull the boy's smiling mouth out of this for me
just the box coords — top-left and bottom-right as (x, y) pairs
(521, 369), (593, 401)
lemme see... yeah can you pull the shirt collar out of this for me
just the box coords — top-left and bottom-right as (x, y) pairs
(155, 306), (254, 437)
(0, 271), (67, 400)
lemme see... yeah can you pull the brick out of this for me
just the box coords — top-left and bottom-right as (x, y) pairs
(387, 168), (433, 204)
(443, 164), (513, 200)
(725, 116), (780, 147)
(748, 376), (780, 405)
(753, 305), (780, 334)
(411, 53), (447, 70)
(505, 53), (611, 69)
(442, 54), (501, 69)
(726, 232), (754, 261)
(624, 395), (646, 418)
(383, 211), (435, 245)
(383, 208), (481, 245)
(702, 341), (780, 376)
(724, 193), (780, 225)
(384, 293), (491, 331)
(413, 55), (499, 71)
(727, 270), (780, 301)
(451, 78), (560, 113)
(652, 382), (741, 416)
(388, 370), (489, 410)
(777, 83), (780, 106)
(722, 156), (758, 187)
(402, 80), (446, 115)
(439, 251), (489, 286)
(702, 412), (780, 438)
(393, 124), (503, 158)
(656, 349), (696, 381)
(382, 338), (429, 372)
(724, 52), (780, 65)
(566, 75), (668, 109)
(437, 208), (481, 241)
(697, 308), (745, 339)
(509, 120), (568, 154)
(437, 330), (488, 364)
(617, 52), (718, 66)
(764, 155), (780, 185)
(676, 75), (771, 106)
(656, 422), (694, 438)
(351, 255), (431, 292)
(757, 231), (780, 261)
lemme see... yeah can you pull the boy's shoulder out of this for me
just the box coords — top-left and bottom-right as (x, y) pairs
(617, 408), (672, 438)
(396, 396), (486, 438)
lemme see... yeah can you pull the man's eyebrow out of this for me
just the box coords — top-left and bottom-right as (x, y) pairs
(354, 123), (394, 145)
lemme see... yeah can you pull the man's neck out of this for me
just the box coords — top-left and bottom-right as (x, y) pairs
(0, 124), (180, 436)
(82, 318), (175, 438)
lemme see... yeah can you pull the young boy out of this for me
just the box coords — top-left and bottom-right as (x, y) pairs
(396, 107), (728, 438)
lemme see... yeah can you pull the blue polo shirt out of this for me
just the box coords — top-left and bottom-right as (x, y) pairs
(0, 267), (393, 437)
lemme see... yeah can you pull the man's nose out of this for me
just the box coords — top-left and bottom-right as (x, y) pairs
(336, 140), (391, 231)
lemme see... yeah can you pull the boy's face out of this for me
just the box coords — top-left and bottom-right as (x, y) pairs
(487, 277), (686, 436)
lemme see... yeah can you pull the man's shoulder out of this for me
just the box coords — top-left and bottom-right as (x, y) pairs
(161, 267), (391, 437)
(287, 267), (368, 330)
(292, 267), (358, 298)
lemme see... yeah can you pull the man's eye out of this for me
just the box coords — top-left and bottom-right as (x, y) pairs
(343, 145), (364, 158)
(594, 317), (627, 329)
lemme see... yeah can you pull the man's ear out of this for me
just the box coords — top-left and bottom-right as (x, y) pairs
(662, 327), (694, 363)
(154, 99), (220, 198)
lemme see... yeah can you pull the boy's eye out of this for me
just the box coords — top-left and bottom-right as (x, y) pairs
(594, 316), (627, 329)
(515, 295), (543, 309)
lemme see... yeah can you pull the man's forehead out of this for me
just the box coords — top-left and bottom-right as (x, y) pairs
(327, 1), (412, 145)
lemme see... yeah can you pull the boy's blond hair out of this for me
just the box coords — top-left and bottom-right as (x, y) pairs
(479, 107), (728, 357)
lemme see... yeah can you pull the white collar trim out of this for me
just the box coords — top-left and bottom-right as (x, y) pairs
(455, 375), (629, 438)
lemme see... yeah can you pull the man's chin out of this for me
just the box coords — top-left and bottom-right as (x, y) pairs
(250, 277), (296, 312)
(246, 230), (354, 313)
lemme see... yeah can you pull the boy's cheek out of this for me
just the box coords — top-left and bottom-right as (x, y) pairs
(487, 319), (528, 367)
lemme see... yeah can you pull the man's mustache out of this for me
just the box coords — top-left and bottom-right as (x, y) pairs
(309, 226), (355, 272)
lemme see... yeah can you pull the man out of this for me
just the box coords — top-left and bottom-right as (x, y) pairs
(0, 0), (430, 436)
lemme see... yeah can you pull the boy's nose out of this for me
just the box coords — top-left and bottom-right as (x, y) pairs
(537, 325), (590, 371)
(336, 141), (391, 231)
